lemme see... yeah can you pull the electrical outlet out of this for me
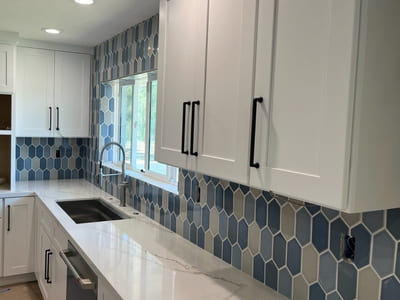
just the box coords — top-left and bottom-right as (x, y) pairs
(341, 234), (356, 262)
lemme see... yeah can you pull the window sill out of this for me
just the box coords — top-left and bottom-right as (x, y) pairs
(102, 162), (179, 195)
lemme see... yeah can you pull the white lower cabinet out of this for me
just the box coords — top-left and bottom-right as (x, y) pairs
(36, 203), (67, 300)
(3, 197), (34, 276)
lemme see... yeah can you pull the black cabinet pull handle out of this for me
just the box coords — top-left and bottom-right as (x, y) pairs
(46, 251), (53, 284)
(190, 101), (200, 156)
(49, 107), (52, 131)
(56, 107), (60, 131)
(7, 205), (10, 231)
(44, 249), (50, 280)
(250, 97), (263, 168)
(181, 101), (191, 155)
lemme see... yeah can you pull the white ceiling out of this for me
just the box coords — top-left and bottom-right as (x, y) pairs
(0, 0), (159, 47)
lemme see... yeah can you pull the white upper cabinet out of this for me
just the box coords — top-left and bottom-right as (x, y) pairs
(16, 47), (91, 137)
(157, 0), (400, 212)
(0, 44), (14, 93)
(251, 0), (400, 212)
(156, 0), (208, 169)
(54, 51), (90, 137)
(156, 0), (257, 184)
(195, 0), (257, 183)
(16, 48), (55, 137)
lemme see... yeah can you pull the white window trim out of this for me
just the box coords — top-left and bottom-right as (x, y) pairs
(103, 161), (178, 195)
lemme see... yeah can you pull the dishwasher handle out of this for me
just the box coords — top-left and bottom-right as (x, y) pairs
(59, 249), (96, 291)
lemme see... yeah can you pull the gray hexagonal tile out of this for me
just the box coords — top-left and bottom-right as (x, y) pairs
(282, 203), (295, 240)
(302, 244), (318, 284)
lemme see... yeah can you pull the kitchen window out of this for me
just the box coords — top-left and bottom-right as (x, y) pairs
(104, 71), (178, 185)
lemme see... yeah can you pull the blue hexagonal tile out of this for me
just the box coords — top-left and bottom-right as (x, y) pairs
(312, 213), (329, 253)
(306, 203), (320, 215)
(273, 233), (286, 268)
(387, 209), (400, 240)
(223, 239), (232, 264)
(253, 254), (265, 283)
(207, 182), (215, 208)
(25, 158), (32, 170)
(202, 206), (210, 231)
(35, 145), (43, 158)
(109, 97), (115, 112)
(396, 243), (400, 280)
(17, 158), (24, 171)
(28, 145), (35, 158)
(228, 215), (238, 245)
(174, 195), (180, 215)
(260, 227), (273, 261)
(224, 187), (233, 216)
(326, 292), (342, 300)
(216, 184), (224, 212)
(105, 84), (112, 98)
(184, 176), (191, 199)
(239, 184), (249, 195)
(232, 244), (242, 270)
(322, 207), (339, 220)
(187, 199), (194, 223)
(256, 196), (267, 228)
(310, 283), (325, 300)
(39, 158), (46, 170)
(372, 230), (395, 277)
(319, 251), (337, 293)
(296, 207), (311, 246)
(278, 268), (292, 299)
(381, 276), (400, 300)
(229, 182), (239, 191)
(330, 218), (349, 260)
(190, 223), (197, 244)
(287, 239), (301, 276)
(263, 191), (273, 202)
(219, 211), (228, 240)
(238, 219), (248, 250)
(244, 193), (255, 224)
(362, 210), (384, 233)
(351, 224), (371, 268)
(268, 200), (280, 234)
(338, 261), (357, 300)
(191, 177), (199, 201)
(100, 124), (108, 137)
(265, 260), (278, 290)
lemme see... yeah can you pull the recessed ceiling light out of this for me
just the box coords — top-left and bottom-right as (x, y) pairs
(74, 0), (94, 5)
(42, 28), (62, 34)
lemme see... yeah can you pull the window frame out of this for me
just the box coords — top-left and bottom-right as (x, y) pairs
(111, 71), (178, 185)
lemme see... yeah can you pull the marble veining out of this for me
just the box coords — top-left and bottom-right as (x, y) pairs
(3, 179), (285, 300)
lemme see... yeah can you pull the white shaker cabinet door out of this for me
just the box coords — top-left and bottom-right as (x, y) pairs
(54, 51), (90, 137)
(266, 0), (359, 209)
(16, 47), (55, 137)
(3, 196), (35, 276)
(155, 0), (208, 169)
(0, 44), (14, 93)
(195, 0), (258, 184)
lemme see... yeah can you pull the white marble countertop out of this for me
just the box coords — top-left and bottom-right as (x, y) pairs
(1, 180), (285, 300)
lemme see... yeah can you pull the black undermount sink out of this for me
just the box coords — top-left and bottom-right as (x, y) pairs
(57, 198), (126, 224)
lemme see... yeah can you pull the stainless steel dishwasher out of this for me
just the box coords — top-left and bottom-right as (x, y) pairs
(59, 241), (98, 300)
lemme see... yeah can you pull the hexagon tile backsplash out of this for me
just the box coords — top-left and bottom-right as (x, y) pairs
(94, 167), (400, 300)
(15, 137), (88, 181)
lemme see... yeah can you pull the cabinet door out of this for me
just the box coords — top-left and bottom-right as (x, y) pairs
(0, 200), (3, 277)
(266, 0), (359, 209)
(37, 225), (52, 300)
(155, 0), (208, 169)
(4, 196), (35, 276)
(249, 0), (276, 189)
(54, 51), (90, 137)
(16, 48), (55, 137)
(0, 44), (14, 93)
(195, 0), (257, 184)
